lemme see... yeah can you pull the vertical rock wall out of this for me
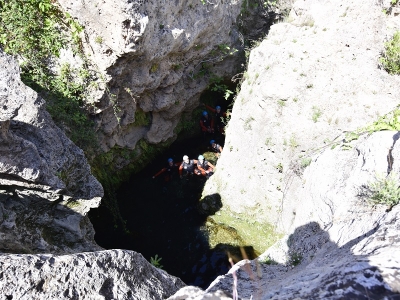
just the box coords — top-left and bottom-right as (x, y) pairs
(57, 0), (243, 152)
(203, 0), (400, 239)
(0, 50), (103, 253)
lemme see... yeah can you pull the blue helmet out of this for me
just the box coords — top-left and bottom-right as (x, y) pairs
(198, 155), (204, 160)
(202, 111), (208, 116)
(210, 140), (215, 145)
(167, 158), (173, 163)
(216, 106), (221, 110)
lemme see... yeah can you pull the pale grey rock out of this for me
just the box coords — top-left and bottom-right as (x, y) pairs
(171, 132), (400, 299)
(203, 0), (400, 238)
(0, 50), (102, 253)
(0, 249), (185, 300)
(0, 50), (103, 200)
(0, 184), (101, 254)
(204, 205), (400, 299)
(57, 0), (244, 151)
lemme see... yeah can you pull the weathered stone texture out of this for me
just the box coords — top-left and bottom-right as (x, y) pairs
(0, 249), (185, 300)
(204, 0), (400, 237)
(0, 51), (102, 253)
(0, 50), (103, 200)
(57, 0), (243, 152)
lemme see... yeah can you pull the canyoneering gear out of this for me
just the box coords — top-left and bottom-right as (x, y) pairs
(196, 157), (215, 177)
(205, 104), (226, 134)
(200, 112), (214, 134)
(210, 141), (223, 156)
(153, 158), (180, 181)
(179, 156), (198, 177)
(198, 155), (204, 160)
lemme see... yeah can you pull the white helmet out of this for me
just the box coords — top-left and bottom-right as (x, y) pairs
(183, 155), (189, 162)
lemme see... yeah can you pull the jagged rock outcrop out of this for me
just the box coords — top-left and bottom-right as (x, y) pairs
(57, 0), (244, 153)
(168, 131), (400, 300)
(170, 0), (400, 298)
(0, 249), (185, 300)
(0, 50), (103, 253)
(185, 132), (400, 299)
(203, 0), (400, 243)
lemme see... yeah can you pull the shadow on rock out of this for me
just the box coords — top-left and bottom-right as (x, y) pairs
(201, 219), (400, 299)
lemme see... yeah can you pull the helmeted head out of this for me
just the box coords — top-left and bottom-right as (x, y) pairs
(183, 155), (189, 163)
(202, 111), (208, 117)
(198, 155), (204, 161)
(216, 106), (221, 112)
(210, 140), (215, 145)
(168, 158), (173, 165)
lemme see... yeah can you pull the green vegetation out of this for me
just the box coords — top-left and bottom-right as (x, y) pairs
(300, 157), (312, 168)
(206, 209), (281, 255)
(368, 172), (400, 208)
(259, 255), (278, 265)
(95, 36), (103, 44)
(150, 254), (164, 269)
(289, 252), (302, 266)
(0, 0), (98, 152)
(134, 109), (151, 127)
(311, 106), (322, 123)
(362, 106), (400, 133)
(380, 31), (400, 75)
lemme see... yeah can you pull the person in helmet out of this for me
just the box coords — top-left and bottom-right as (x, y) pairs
(195, 154), (215, 177)
(210, 140), (223, 157)
(152, 158), (180, 182)
(205, 104), (227, 134)
(200, 110), (214, 136)
(179, 155), (199, 178)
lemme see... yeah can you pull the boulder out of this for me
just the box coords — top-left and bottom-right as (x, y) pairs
(0, 249), (185, 300)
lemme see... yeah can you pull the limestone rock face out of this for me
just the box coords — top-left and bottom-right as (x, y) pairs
(0, 50), (103, 200)
(203, 0), (400, 237)
(57, 0), (243, 152)
(170, 132), (400, 299)
(184, 0), (400, 298)
(0, 249), (185, 300)
(0, 50), (103, 253)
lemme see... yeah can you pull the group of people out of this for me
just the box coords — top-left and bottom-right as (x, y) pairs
(153, 140), (224, 182)
(152, 104), (226, 182)
(200, 104), (227, 136)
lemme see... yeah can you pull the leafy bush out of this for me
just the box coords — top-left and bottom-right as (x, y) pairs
(369, 173), (400, 207)
(380, 31), (400, 75)
(0, 0), (97, 152)
(300, 157), (312, 168)
(150, 254), (163, 269)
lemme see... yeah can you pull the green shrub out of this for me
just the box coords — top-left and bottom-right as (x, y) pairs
(300, 157), (312, 168)
(0, 0), (98, 153)
(380, 31), (400, 75)
(150, 254), (163, 269)
(369, 173), (400, 207)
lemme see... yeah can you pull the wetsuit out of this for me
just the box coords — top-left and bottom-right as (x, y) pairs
(211, 143), (222, 153)
(206, 105), (226, 133)
(196, 160), (214, 177)
(179, 159), (197, 176)
(153, 162), (180, 181)
(200, 116), (214, 133)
